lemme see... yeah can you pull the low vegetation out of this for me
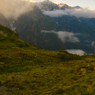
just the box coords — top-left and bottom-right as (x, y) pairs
(0, 24), (95, 95)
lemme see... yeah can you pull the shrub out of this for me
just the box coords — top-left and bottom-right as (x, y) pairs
(57, 51), (82, 61)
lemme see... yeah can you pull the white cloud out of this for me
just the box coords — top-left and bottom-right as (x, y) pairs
(0, 0), (34, 20)
(42, 8), (95, 18)
(42, 10), (67, 17)
(66, 49), (85, 55)
(41, 30), (80, 43)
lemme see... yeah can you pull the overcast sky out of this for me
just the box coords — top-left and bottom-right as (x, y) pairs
(29, 0), (95, 10)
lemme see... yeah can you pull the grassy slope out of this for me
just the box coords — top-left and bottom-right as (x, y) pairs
(0, 25), (95, 95)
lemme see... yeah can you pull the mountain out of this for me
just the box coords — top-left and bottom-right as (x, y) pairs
(12, 5), (95, 53)
(79, 17), (95, 31)
(0, 13), (10, 28)
(52, 15), (95, 52)
(38, 0), (59, 11)
(38, 0), (81, 11)
(13, 6), (66, 50)
(58, 4), (81, 10)
(0, 1), (95, 54)
(52, 15), (94, 34)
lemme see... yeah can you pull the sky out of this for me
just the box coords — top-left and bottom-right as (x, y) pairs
(29, 0), (95, 10)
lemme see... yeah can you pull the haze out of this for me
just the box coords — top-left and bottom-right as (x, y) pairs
(0, 0), (33, 20)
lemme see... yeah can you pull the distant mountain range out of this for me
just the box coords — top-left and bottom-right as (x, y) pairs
(0, 0), (95, 54)
(38, 0), (81, 11)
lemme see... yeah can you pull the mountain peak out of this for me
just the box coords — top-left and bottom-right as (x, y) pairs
(74, 5), (82, 9)
(58, 3), (65, 7)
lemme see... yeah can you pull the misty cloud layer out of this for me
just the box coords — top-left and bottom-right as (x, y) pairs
(66, 49), (85, 55)
(41, 30), (80, 43)
(0, 0), (33, 20)
(1, 0), (95, 20)
(42, 8), (95, 18)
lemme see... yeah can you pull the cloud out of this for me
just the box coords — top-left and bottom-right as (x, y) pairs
(30, 0), (35, 3)
(54, 0), (59, 4)
(41, 30), (80, 43)
(66, 49), (85, 55)
(42, 10), (67, 17)
(91, 41), (95, 47)
(0, 0), (33, 20)
(42, 8), (95, 18)
(85, 6), (90, 9)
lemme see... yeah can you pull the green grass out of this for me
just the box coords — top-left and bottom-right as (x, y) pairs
(0, 24), (95, 95)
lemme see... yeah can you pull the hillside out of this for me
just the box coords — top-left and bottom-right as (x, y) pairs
(13, 7), (65, 50)
(79, 17), (95, 31)
(1, 25), (95, 95)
